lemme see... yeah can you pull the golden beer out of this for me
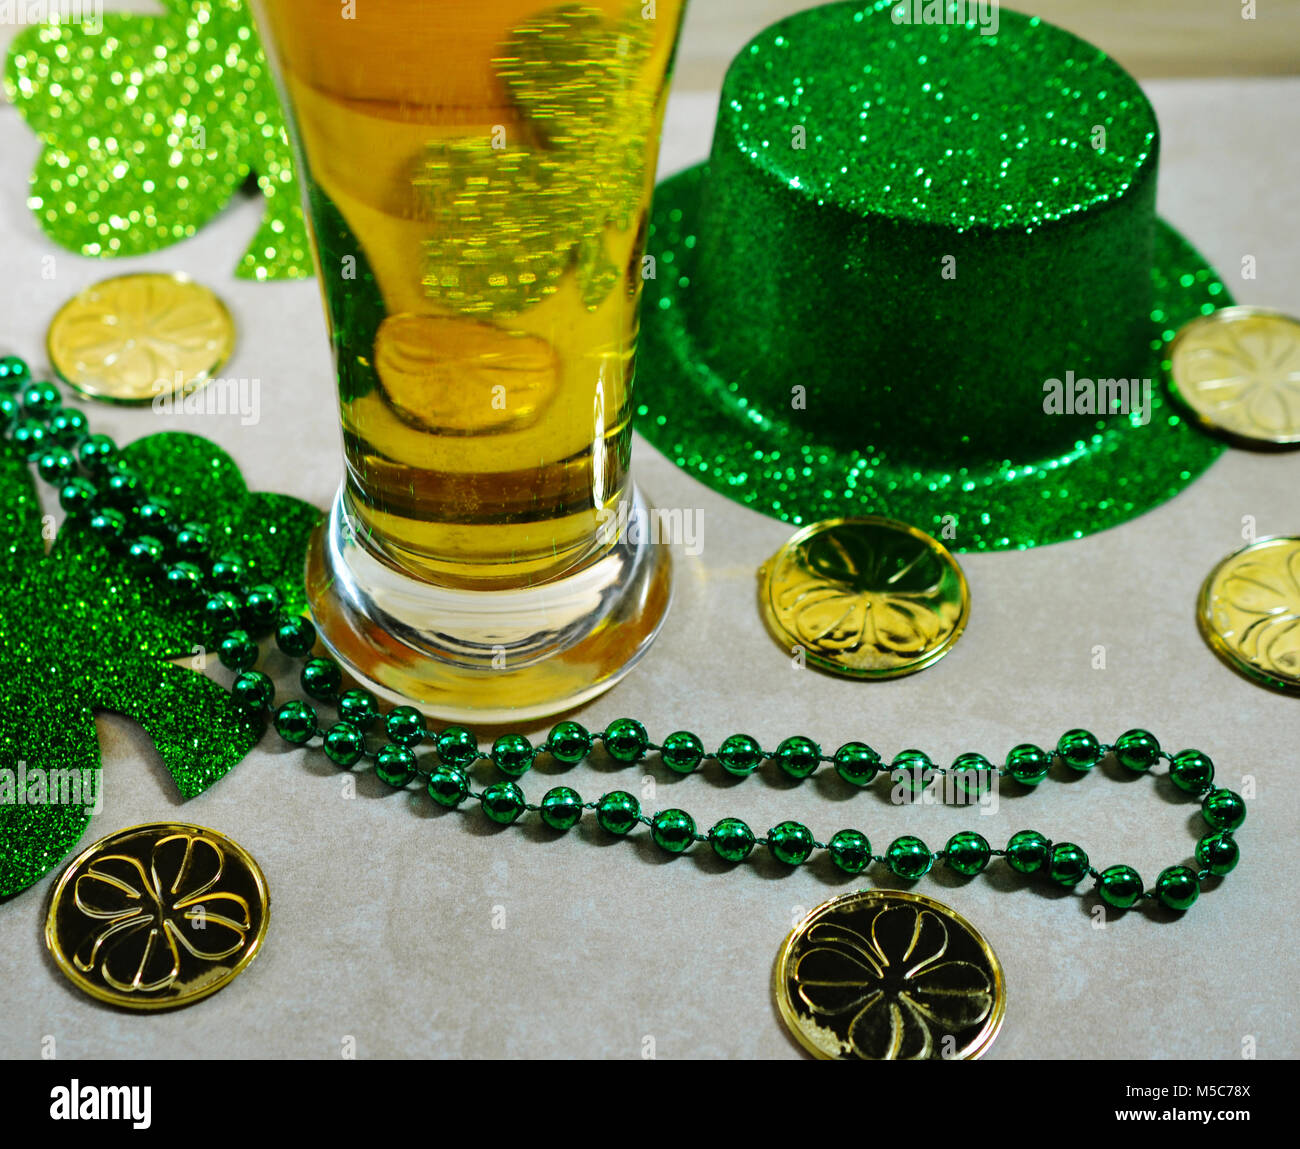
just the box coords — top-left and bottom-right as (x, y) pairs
(259, 0), (685, 587)
(254, 0), (683, 719)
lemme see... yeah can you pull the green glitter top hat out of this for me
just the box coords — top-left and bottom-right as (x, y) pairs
(634, 1), (1232, 550)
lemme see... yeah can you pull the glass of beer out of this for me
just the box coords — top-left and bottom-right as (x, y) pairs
(252, 0), (682, 721)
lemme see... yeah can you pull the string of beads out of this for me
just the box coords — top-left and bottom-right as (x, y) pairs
(0, 355), (1245, 915)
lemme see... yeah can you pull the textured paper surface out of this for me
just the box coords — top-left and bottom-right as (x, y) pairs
(0, 83), (1297, 1059)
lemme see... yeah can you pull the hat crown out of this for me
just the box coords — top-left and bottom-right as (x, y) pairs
(720, 4), (1156, 230)
(687, 2), (1161, 463)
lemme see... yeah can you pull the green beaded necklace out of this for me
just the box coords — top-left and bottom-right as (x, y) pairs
(1, 355), (1246, 916)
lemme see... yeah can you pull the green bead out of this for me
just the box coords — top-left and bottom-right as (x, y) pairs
(375, 745), (417, 788)
(324, 720), (366, 768)
(57, 476), (96, 513)
(539, 786), (584, 831)
(102, 469), (143, 507)
(134, 500), (174, 535)
(833, 741), (882, 786)
(708, 818), (755, 863)
(1201, 788), (1245, 831)
(174, 520), (210, 557)
(944, 831), (991, 876)
(773, 735), (821, 780)
(102, 476), (143, 514)
(767, 821), (815, 866)
(427, 766), (470, 808)
(218, 630), (258, 672)
(1195, 831), (1239, 876)
(36, 448), (75, 483)
(1005, 830), (1051, 874)
(127, 534), (165, 568)
(273, 700), (317, 745)
(48, 406), (89, 445)
(300, 657), (343, 703)
(243, 584), (283, 637)
(386, 705), (427, 748)
(651, 809), (697, 854)
(1170, 749), (1214, 794)
(603, 718), (649, 763)
(491, 733), (533, 776)
(141, 505), (179, 540)
(1057, 728), (1102, 772)
(0, 355), (31, 387)
(595, 791), (640, 835)
(1047, 842), (1090, 887)
(660, 730), (705, 774)
(885, 835), (933, 880)
(20, 380), (60, 418)
(437, 725), (480, 769)
(1096, 865), (1144, 910)
(206, 592), (243, 629)
(209, 553), (247, 590)
(0, 393), (17, 426)
(717, 733), (764, 777)
(338, 689), (380, 727)
(275, 615), (317, 658)
(891, 748), (934, 797)
(164, 562), (205, 598)
(547, 721), (592, 765)
(1005, 742), (1052, 786)
(77, 433), (117, 471)
(204, 587), (240, 631)
(950, 752), (994, 800)
(88, 507), (129, 546)
(12, 419), (49, 460)
(1155, 865), (1199, 911)
(480, 782), (526, 825)
(827, 829), (872, 874)
(203, 592), (243, 635)
(230, 670), (275, 710)
(1114, 728), (1160, 773)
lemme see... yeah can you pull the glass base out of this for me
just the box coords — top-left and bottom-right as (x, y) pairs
(305, 485), (673, 724)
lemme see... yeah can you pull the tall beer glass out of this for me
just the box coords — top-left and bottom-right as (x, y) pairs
(253, 0), (682, 720)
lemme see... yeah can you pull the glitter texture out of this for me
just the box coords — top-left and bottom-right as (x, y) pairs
(3, 0), (311, 280)
(0, 431), (320, 898)
(634, 2), (1232, 550)
(418, 3), (657, 317)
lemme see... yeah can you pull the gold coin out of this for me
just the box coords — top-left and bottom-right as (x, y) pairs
(774, 890), (1005, 1061)
(1197, 535), (1300, 694)
(47, 272), (236, 404)
(45, 822), (269, 1011)
(1169, 306), (1300, 445)
(758, 516), (969, 678)
(374, 313), (559, 433)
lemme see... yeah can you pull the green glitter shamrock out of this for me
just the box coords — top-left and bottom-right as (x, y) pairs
(0, 431), (320, 898)
(418, 3), (657, 316)
(4, 0), (312, 280)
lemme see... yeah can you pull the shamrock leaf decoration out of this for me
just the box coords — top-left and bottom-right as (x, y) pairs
(779, 525), (952, 656)
(72, 831), (251, 993)
(0, 430), (320, 898)
(4, 0), (312, 280)
(418, 3), (657, 317)
(795, 905), (995, 1060)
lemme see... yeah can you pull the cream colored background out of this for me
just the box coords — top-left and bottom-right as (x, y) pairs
(677, 0), (1300, 84)
(5, 1), (1300, 77)
(1, 4), (1299, 1059)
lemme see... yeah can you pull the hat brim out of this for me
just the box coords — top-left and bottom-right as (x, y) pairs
(634, 163), (1232, 551)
